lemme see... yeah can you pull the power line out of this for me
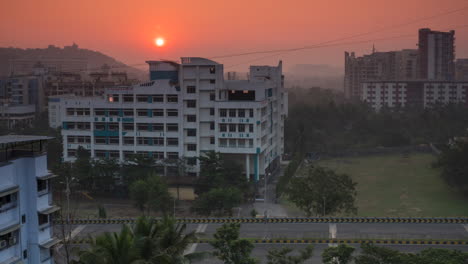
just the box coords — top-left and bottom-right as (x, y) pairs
(212, 5), (468, 60)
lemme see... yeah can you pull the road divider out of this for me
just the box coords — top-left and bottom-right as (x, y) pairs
(55, 217), (468, 225)
(68, 237), (468, 245)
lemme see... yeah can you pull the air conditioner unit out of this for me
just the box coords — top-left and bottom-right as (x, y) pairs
(0, 240), (7, 248)
(9, 236), (17, 245)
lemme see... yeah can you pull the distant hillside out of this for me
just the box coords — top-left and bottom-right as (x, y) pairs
(0, 44), (146, 80)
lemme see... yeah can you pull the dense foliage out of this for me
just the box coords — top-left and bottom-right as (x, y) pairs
(72, 216), (206, 264)
(286, 165), (357, 216)
(435, 138), (468, 196)
(285, 87), (468, 155)
(210, 223), (257, 264)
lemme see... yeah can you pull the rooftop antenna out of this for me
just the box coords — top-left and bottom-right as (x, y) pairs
(372, 44), (376, 54)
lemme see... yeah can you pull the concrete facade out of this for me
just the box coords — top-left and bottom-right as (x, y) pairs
(54, 57), (287, 180)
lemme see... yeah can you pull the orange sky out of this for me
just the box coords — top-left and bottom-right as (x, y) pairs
(1, 0), (468, 71)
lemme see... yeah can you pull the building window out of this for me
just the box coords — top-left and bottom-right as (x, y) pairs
(167, 109), (178, 117)
(123, 109), (134, 116)
(187, 144), (197, 151)
(187, 129), (197, 137)
(137, 123), (150, 131)
(153, 123), (164, 131)
(187, 85), (196, 93)
(153, 137), (164, 146)
(210, 79), (216, 84)
(210, 137), (215, 144)
(66, 108), (75, 116)
(186, 100), (196, 108)
(0, 193), (17, 210)
(219, 139), (227, 147)
(210, 122), (215, 130)
(123, 151), (135, 159)
(153, 109), (164, 117)
(238, 109), (245, 117)
(137, 109), (148, 117)
(137, 95), (149, 102)
(249, 124), (254, 132)
(123, 123), (134, 131)
(109, 151), (119, 159)
(167, 123), (178, 132)
(108, 109), (119, 116)
(109, 137), (119, 145)
(123, 137), (134, 145)
(210, 93), (215, 101)
(95, 137), (106, 144)
(0, 230), (19, 250)
(220, 124), (227, 132)
(249, 109), (254, 117)
(152, 95), (164, 102)
(38, 213), (49, 226)
(229, 109), (236, 117)
(238, 124), (245, 132)
(167, 95), (178, 103)
(95, 150), (107, 158)
(95, 123), (105, 131)
(123, 95), (134, 102)
(108, 123), (119, 131)
(167, 152), (179, 160)
(94, 109), (106, 116)
(186, 115), (196, 122)
(220, 109), (227, 117)
(229, 124), (236, 132)
(137, 137), (151, 146)
(154, 152), (164, 160)
(167, 138), (179, 146)
(67, 149), (76, 157)
(210, 108), (215, 116)
(209, 67), (216, 74)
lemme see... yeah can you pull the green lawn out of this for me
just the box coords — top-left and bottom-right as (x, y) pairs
(316, 153), (468, 217)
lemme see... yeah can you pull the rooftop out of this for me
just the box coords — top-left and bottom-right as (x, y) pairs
(0, 135), (54, 147)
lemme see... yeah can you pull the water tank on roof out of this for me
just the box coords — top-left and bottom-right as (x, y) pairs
(146, 61), (179, 82)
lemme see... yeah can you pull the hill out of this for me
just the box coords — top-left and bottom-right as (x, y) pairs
(0, 44), (146, 80)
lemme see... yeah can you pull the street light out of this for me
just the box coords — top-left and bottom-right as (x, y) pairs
(264, 172), (271, 204)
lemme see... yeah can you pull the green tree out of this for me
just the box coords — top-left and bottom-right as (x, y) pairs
(73, 225), (139, 264)
(322, 244), (355, 264)
(210, 223), (257, 264)
(129, 173), (172, 214)
(196, 151), (249, 196)
(286, 166), (357, 216)
(435, 139), (468, 195)
(266, 246), (314, 264)
(192, 187), (242, 216)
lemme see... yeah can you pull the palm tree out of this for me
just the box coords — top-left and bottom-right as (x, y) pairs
(73, 216), (208, 264)
(73, 225), (139, 264)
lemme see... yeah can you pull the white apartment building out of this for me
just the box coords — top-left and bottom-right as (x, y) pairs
(361, 81), (468, 110)
(0, 135), (59, 264)
(53, 57), (288, 181)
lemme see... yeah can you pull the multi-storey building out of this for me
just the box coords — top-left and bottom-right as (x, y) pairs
(418, 28), (455, 81)
(0, 135), (59, 264)
(344, 49), (419, 98)
(54, 57), (287, 181)
(0, 105), (36, 129)
(456, 59), (468, 81)
(361, 81), (468, 110)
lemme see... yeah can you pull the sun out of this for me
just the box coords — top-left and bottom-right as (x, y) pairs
(155, 37), (165, 47)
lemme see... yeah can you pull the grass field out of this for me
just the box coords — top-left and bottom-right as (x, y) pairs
(316, 153), (468, 217)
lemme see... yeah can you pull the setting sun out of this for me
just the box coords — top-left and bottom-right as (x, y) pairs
(155, 37), (165, 47)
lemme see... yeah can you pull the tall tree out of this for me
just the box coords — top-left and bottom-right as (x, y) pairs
(286, 166), (357, 216)
(210, 223), (257, 264)
(192, 187), (242, 216)
(129, 172), (173, 214)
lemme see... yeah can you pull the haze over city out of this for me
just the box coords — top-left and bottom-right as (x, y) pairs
(1, 0), (468, 263)
(2, 0), (468, 70)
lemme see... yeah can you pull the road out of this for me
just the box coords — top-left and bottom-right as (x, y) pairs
(58, 222), (468, 263)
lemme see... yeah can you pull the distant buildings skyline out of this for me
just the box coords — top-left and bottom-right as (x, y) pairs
(345, 28), (466, 100)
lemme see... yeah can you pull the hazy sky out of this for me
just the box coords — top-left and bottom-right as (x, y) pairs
(1, 0), (468, 71)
